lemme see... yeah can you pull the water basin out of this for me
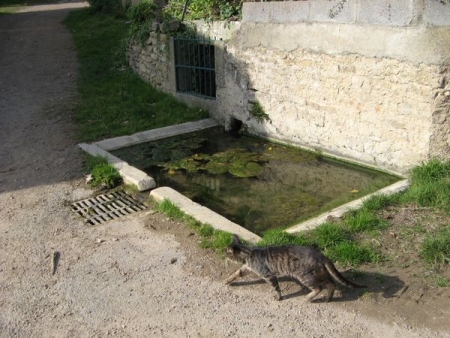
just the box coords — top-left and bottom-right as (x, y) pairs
(112, 127), (401, 235)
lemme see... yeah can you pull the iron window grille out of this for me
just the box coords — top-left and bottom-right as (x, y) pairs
(174, 37), (216, 99)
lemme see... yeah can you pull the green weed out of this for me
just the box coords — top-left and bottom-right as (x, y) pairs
(326, 242), (382, 266)
(154, 199), (232, 254)
(199, 227), (233, 252)
(256, 229), (312, 247)
(154, 199), (185, 220)
(361, 193), (399, 212)
(249, 101), (270, 122)
(309, 222), (349, 249)
(420, 227), (450, 266)
(434, 276), (450, 288)
(410, 159), (450, 183)
(344, 209), (388, 233)
(402, 160), (450, 213)
(163, 0), (241, 21)
(127, 0), (159, 42)
(85, 155), (122, 188)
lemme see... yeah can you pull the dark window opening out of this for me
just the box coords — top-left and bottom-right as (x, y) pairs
(174, 37), (216, 99)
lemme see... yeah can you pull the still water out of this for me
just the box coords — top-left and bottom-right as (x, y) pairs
(112, 127), (400, 235)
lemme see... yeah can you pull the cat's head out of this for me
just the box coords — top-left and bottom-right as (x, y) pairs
(225, 234), (250, 263)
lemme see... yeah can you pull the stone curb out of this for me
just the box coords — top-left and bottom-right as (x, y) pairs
(78, 119), (218, 192)
(79, 118), (407, 241)
(286, 179), (409, 233)
(150, 186), (261, 244)
(94, 119), (218, 151)
(78, 143), (156, 191)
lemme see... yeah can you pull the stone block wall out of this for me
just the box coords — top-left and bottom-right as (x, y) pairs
(220, 45), (449, 173)
(127, 31), (172, 93)
(243, 0), (450, 26)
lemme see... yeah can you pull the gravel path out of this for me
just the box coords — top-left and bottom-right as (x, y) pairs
(0, 3), (448, 337)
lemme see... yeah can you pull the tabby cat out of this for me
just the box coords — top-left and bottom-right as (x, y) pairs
(224, 234), (366, 302)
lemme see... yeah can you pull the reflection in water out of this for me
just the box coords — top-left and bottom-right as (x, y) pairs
(112, 127), (400, 235)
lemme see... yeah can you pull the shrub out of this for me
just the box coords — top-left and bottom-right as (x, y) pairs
(127, 0), (159, 42)
(163, 0), (242, 21)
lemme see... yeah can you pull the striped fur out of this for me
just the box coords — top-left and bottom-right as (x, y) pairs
(224, 234), (366, 302)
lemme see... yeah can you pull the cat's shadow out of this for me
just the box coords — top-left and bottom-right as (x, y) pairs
(228, 271), (405, 303)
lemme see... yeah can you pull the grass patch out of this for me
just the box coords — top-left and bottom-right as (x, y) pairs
(199, 226), (233, 251)
(344, 209), (388, 233)
(64, 9), (208, 143)
(0, 0), (57, 13)
(361, 193), (400, 212)
(84, 155), (122, 188)
(152, 158), (450, 277)
(256, 229), (312, 247)
(434, 276), (450, 288)
(402, 159), (450, 213)
(154, 199), (185, 220)
(325, 242), (382, 266)
(420, 226), (450, 267)
(309, 222), (349, 249)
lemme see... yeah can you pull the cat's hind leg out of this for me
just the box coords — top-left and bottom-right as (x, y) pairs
(324, 281), (336, 302)
(263, 275), (282, 301)
(305, 286), (323, 302)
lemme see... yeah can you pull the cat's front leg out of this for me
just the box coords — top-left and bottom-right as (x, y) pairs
(224, 265), (251, 284)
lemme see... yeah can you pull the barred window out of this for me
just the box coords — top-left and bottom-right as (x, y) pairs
(174, 37), (216, 99)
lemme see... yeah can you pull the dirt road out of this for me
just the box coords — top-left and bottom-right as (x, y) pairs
(0, 3), (449, 337)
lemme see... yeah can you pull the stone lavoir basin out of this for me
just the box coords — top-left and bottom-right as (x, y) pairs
(110, 120), (403, 236)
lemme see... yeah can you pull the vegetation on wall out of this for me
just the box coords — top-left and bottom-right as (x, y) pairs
(125, 0), (242, 42)
(163, 0), (242, 21)
(127, 0), (161, 42)
(249, 101), (270, 122)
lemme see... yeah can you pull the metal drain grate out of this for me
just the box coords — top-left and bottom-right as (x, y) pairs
(71, 191), (146, 225)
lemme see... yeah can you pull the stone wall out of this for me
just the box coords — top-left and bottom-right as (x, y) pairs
(128, 0), (450, 175)
(219, 45), (450, 173)
(127, 31), (172, 93)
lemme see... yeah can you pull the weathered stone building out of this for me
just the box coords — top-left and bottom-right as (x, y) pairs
(128, 0), (450, 175)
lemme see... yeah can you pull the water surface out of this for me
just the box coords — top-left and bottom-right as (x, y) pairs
(112, 127), (400, 235)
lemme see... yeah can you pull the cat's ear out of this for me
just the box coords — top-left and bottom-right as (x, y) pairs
(232, 234), (241, 244)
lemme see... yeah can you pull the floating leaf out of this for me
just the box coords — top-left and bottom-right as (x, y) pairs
(204, 161), (229, 175)
(162, 146), (268, 178)
(229, 161), (262, 178)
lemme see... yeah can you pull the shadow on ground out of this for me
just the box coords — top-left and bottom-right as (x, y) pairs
(227, 271), (405, 303)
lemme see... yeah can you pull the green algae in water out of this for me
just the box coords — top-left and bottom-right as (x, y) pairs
(112, 127), (401, 235)
(164, 148), (267, 178)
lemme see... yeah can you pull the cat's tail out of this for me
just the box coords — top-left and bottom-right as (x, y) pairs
(324, 260), (367, 289)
